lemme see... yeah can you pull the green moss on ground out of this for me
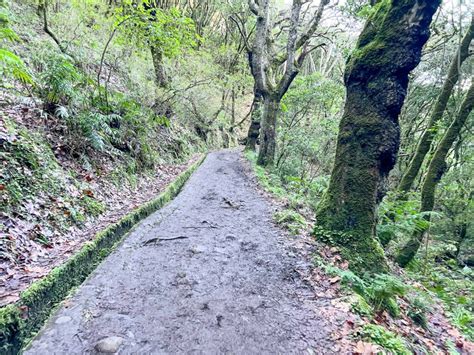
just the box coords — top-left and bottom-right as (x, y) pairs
(313, 222), (389, 275)
(0, 155), (205, 354)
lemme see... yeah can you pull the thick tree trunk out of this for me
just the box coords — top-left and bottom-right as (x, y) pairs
(396, 81), (474, 267)
(245, 93), (263, 151)
(257, 95), (280, 166)
(316, 90), (396, 273)
(398, 16), (474, 192)
(316, 0), (440, 274)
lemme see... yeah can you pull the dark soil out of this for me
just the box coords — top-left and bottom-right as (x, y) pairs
(25, 150), (343, 354)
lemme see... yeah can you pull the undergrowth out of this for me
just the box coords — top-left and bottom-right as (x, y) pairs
(360, 324), (411, 355)
(379, 193), (474, 341)
(245, 150), (327, 212)
(244, 149), (472, 353)
(247, 148), (473, 345)
(408, 264), (474, 340)
(0, 117), (107, 253)
(315, 258), (419, 319)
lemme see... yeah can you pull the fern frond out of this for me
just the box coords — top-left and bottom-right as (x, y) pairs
(0, 48), (33, 84)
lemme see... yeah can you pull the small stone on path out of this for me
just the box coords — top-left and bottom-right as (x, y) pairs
(94, 336), (123, 353)
(54, 316), (71, 324)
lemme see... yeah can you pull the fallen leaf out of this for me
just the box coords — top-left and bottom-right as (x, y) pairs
(24, 266), (47, 274)
(0, 294), (20, 304)
(82, 189), (94, 197)
(447, 327), (461, 338)
(329, 276), (341, 284)
(354, 340), (379, 354)
(463, 341), (474, 353)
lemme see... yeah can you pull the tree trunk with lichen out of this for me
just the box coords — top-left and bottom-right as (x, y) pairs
(316, 0), (440, 274)
(244, 0), (328, 165)
(396, 81), (474, 267)
(144, 1), (173, 117)
(398, 16), (474, 192)
(150, 45), (173, 117)
(257, 95), (280, 166)
(245, 92), (263, 151)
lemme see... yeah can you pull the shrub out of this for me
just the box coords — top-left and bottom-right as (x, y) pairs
(360, 324), (411, 355)
(365, 274), (407, 317)
(0, 0), (32, 85)
(407, 294), (431, 328)
(33, 50), (83, 110)
(274, 209), (307, 235)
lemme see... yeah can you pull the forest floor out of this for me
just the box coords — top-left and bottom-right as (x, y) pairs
(1, 90), (201, 306)
(24, 150), (353, 354)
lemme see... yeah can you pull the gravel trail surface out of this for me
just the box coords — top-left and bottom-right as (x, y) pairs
(26, 150), (335, 354)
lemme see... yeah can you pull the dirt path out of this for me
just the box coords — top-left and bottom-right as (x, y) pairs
(26, 150), (337, 354)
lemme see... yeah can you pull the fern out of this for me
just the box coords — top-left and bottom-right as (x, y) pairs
(407, 294), (431, 328)
(68, 112), (120, 152)
(377, 192), (440, 247)
(0, 49), (33, 84)
(274, 209), (307, 234)
(34, 51), (81, 107)
(366, 274), (407, 317)
(360, 324), (411, 355)
(54, 105), (69, 119)
(321, 261), (410, 318)
(0, 1), (32, 84)
(0, 27), (18, 42)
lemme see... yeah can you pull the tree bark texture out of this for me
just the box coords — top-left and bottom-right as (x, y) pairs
(257, 95), (280, 166)
(150, 45), (169, 89)
(316, 0), (441, 274)
(245, 93), (263, 151)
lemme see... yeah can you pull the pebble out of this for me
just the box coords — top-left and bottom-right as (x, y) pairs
(94, 336), (124, 353)
(54, 316), (71, 324)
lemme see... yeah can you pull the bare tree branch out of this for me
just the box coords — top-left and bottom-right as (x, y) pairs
(248, 0), (259, 16)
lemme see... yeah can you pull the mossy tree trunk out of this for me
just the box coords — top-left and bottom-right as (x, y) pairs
(143, 1), (173, 117)
(455, 191), (472, 262)
(398, 16), (474, 192)
(150, 44), (173, 117)
(316, 0), (441, 274)
(245, 92), (263, 151)
(257, 95), (280, 166)
(150, 45), (169, 89)
(144, 0), (168, 90)
(396, 81), (474, 267)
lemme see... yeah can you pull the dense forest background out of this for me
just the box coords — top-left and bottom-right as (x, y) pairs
(1, 0), (473, 352)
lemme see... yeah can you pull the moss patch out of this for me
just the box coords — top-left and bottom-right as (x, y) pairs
(313, 225), (389, 275)
(0, 155), (205, 354)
